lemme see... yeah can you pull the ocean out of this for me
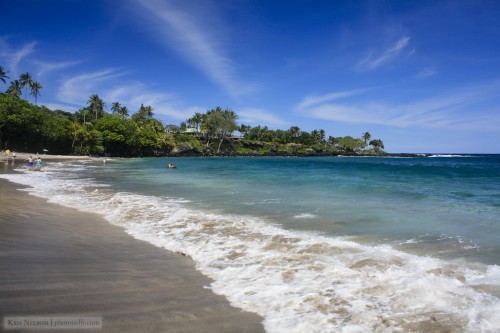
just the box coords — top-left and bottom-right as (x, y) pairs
(2, 155), (500, 332)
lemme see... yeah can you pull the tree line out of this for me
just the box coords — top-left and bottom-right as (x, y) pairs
(1, 66), (43, 105)
(0, 65), (384, 157)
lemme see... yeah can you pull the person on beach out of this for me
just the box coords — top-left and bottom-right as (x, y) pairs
(12, 151), (16, 159)
(35, 158), (42, 171)
(26, 156), (33, 168)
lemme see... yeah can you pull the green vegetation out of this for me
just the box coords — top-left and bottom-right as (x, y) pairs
(1, 65), (385, 157)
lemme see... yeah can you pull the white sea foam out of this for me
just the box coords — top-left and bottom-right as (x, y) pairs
(293, 213), (317, 219)
(428, 154), (471, 158)
(2, 164), (500, 333)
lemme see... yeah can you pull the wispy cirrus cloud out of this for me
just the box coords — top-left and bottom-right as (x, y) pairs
(56, 68), (202, 121)
(415, 67), (438, 79)
(133, 0), (257, 99)
(238, 108), (290, 127)
(296, 88), (374, 110)
(32, 60), (81, 79)
(296, 82), (500, 130)
(0, 38), (80, 82)
(0, 38), (37, 76)
(57, 69), (125, 105)
(104, 84), (196, 121)
(357, 36), (411, 71)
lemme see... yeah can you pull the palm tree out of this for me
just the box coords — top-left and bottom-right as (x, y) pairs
(141, 104), (154, 118)
(70, 122), (83, 151)
(111, 102), (122, 115)
(311, 129), (321, 144)
(87, 94), (105, 120)
(6, 80), (22, 98)
(0, 66), (10, 84)
(19, 72), (33, 99)
(133, 104), (154, 122)
(287, 126), (301, 143)
(187, 112), (204, 132)
(239, 124), (251, 137)
(362, 132), (371, 145)
(319, 129), (326, 143)
(30, 81), (43, 105)
(119, 106), (129, 118)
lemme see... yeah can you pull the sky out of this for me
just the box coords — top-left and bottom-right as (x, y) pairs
(1, 0), (500, 153)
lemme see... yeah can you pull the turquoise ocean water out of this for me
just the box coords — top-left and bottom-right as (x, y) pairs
(2, 155), (500, 332)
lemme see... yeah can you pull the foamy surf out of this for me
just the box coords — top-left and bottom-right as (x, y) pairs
(293, 213), (317, 219)
(2, 164), (500, 333)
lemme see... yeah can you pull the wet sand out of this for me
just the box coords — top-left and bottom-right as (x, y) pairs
(0, 178), (265, 333)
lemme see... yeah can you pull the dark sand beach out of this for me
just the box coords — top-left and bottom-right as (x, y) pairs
(0, 177), (265, 333)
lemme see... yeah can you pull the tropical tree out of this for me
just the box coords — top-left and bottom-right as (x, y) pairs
(132, 104), (154, 122)
(69, 122), (83, 151)
(87, 94), (105, 120)
(111, 102), (122, 115)
(201, 106), (238, 153)
(75, 107), (91, 124)
(119, 106), (129, 118)
(310, 129), (324, 145)
(338, 136), (365, 152)
(30, 81), (43, 105)
(6, 80), (22, 98)
(327, 136), (340, 147)
(187, 112), (205, 133)
(238, 124), (251, 137)
(319, 129), (326, 143)
(74, 127), (102, 155)
(180, 121), (187, 131)
(287, 126), (301, 143)
(19, 72), (33, 99)
(0, 66), (9, 84)
(362, 132), (371, 146)
(369, 139), (385, 152)
(111, 102), (129, 118)
(94, 114), (135, 155)
(0, 93), (44, 150)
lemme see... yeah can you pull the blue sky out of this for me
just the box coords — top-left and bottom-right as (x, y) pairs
(1, 0), (500, 153)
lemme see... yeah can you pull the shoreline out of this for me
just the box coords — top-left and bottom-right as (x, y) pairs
(0, 152), (92, 162)
(0, 151), (434, 162)
(0, 178), (265, 333)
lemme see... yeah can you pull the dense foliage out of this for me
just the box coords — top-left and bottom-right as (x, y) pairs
(1, 66), (385, 157)
(0, 92), (385, 156)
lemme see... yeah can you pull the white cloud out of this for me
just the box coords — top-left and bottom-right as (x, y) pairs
(57, 69), (125, 105)
(32, 60), (81, 78)
(415, 67), (438, 79)
(56, 68), (202, 121)
(296, 82), (500, 130)
(153, 105), (205, 123)
(358, 36), (411, 71)
(0, 39), (36, 76)
(296, 88), (374, 110)
(238, 108), (290, 127)
(133, 0), (258, 99)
